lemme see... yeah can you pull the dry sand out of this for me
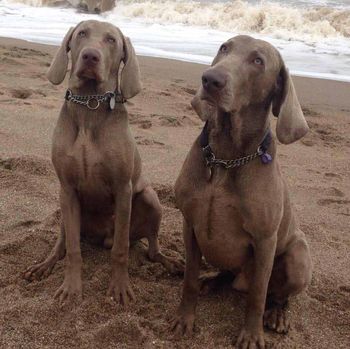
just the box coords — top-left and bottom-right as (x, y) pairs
(0, 38), (349, 349)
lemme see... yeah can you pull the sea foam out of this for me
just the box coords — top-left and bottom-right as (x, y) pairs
(115, 0), (350, 40)
(11, 0), (350, 41)
(2, 0), (350, 81)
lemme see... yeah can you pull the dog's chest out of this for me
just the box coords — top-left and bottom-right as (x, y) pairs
(63, 130), (113, 194)
(182, 183), (251, 270)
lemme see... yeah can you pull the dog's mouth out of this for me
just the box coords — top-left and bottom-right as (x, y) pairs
(201, 89), (235, 114)
(200, 89), (216, 106)
(76, 67), (104, 83)
(201, 90), (231, 113)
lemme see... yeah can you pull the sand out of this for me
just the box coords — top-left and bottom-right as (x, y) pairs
(0, 37), (349, 349)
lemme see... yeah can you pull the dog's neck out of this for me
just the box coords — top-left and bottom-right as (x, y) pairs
(208, 103), (273, 160)
(65, 79), (127, 131)
(68, 78), (117, 95)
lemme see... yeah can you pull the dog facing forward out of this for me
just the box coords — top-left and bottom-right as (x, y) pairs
(171, 35), (312, 348)
(24, 20), (182, 306)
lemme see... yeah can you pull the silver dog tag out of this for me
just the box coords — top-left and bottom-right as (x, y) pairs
(207, 167), (212, 181)
(109, 96), (116, 110)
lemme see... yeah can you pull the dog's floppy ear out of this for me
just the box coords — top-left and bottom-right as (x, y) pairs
(47, 27), (75, 85)
(191, 86), (214, 121)
(120, 36), (142, 99)
(272, 61), (309, 144)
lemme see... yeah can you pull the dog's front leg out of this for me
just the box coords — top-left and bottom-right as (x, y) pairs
(107, 181), (135, 306)
(235, 235), (277, 349)
(54, 187), (82, 306)
(170, 219), (202, 337)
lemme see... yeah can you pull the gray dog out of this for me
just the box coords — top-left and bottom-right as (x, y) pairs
(170, 35), (312, 349)
(24, 20), (182, 306)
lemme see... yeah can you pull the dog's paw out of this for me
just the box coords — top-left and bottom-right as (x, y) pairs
(264, 307), (290, 334)
(54, 275), (82, 307)
(163, 255), (185, 275)
(234, 328), (265, 349)
(107, 275), (135, 307)
(169, 312), (195, 338)
(151, 251), (185, 275)
(24, 258), (57, 281)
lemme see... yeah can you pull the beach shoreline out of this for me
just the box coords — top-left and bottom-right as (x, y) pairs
(2, 36), (350, 113)
(2, 0), (350, 81)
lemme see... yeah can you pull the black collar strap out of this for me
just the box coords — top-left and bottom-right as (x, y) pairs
(200, 121), (273, 169)
(65, 89), (126, 111)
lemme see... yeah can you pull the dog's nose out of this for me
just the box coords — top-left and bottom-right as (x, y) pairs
(202, 70), (227, 92)
(94, 7), (101, 14)
(82, 49), (101, 65)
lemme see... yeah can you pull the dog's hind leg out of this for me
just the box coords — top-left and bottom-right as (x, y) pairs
(24, 222), (66, 281)
(264, 235), (312, 334)
(130, 186), (184, 275)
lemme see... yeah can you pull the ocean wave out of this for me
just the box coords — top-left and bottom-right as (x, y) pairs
(7, 0), (81, 7)
(8, 0), (350, 40)
(115, 0), (350, 40)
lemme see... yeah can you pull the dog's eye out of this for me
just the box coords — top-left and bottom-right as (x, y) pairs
(220, 44), (228, 53)
(78, 30), (86, 38)
(106, 36), (116, 44)
(253, 57), (264, 66)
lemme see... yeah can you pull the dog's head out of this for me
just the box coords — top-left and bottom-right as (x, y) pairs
(192, 35), (308, 144)
(47, 20), (141, 99)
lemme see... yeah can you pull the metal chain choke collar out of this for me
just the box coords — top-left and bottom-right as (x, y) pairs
(65, 89), (126, 110)
(200, 121), (273, 170)
(202, 145), (268, 169)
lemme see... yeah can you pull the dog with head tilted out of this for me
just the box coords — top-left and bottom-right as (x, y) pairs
(170, 35), (312, 349)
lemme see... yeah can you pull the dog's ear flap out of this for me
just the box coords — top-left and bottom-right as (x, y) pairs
(272, 62), (309, 144)
(191, 86), (213, 121)
(47, 27), (75, 85)
(120, 36), (142, 99)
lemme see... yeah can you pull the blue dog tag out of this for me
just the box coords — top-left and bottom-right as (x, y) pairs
(261, 152), (272, 164)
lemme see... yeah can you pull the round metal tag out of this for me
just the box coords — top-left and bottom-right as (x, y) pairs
(87, 97), (100, 110)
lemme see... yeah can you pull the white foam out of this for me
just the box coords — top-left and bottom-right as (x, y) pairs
(113, 0), (350, 41)
(8, 0), (350, 40)
(1, 0), (350, 82)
